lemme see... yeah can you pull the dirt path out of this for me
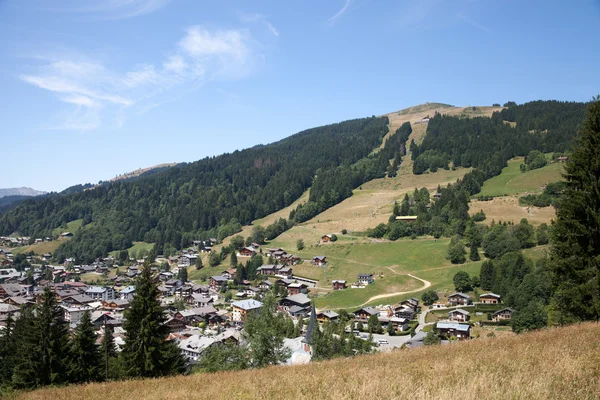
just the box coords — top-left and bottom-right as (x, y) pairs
(357, 274), (431, 307)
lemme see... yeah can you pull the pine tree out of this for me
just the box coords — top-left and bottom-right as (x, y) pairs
(121, 259), (186, 378)
(480, 258), (495, 291)
(100, 324), (120, 380)
(230, 251), (238, 267)
(70, 310), (102, 383)
(178, 266), (188, 282)
(0, 313), (15, 386)
(551, 98), (600, 323)
(469, 244), (481, 261)
(11, 307), (39, 388)
(195, 256), (203, 270)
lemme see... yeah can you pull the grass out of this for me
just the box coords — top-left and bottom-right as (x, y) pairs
(19, 322), (600, 400)
(51, 219), (84, 237)
(470, 196), (556, 226)
(109, 241), (155, 258)
(11, 241), (62, 255)
(313, 275), (422, 309)
(478, 157), (564, 197)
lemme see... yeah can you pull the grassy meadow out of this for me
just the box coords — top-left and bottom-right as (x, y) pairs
(478, 157), (564, 197)
(18, 322), (600, 400)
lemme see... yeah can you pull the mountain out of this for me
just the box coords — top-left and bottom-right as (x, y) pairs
(0, 187), (46, 198)
(0, 100), (587, 263)
(18, 322), (600, 400)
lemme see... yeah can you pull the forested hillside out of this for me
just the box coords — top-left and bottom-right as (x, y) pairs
(0, 117), (391, 263)
(411, 100), (586, 178)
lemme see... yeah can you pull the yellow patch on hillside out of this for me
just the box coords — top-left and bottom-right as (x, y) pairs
(470, 196), (556, 225)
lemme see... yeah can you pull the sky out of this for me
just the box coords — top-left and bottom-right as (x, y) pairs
(1, 0), (599, 192)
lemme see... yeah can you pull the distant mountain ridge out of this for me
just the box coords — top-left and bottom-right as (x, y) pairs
(0, 187), (46, 198)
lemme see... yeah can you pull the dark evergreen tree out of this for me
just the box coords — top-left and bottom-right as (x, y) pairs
(480, 260), (495, 290)
(121, 259), (186, 378)
(177, 266), (188, 282)
(70, 310), (102, 383)
(551, 98), (600, 323)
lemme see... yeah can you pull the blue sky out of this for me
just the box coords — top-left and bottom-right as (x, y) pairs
(1, 0), (599, 192)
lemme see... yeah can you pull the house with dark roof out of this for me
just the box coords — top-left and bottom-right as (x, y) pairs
(479, 293), (501, 304)
(278, 294), (311, 315)
(316, 310), (339, 323)
(436, 321), (471, 340)
(312, 256), (327, 266)
(448, 308), (470, 322)
(447, 292), (471, 306)
(492, 308), (514, 322)
(354, 307), (379, 322)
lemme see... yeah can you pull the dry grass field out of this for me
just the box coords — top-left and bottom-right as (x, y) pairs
(470, 196), (556, 225)
(19, 322), (600, 400)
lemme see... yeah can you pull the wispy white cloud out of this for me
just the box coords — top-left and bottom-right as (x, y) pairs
(51, 0), (172, 20)
(457, 12), (499, 37)
(241, 13), (279, 37)
(327, 0), (351, 24)
(19, 25), (260, 131)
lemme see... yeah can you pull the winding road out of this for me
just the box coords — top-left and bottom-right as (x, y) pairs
(357, 274), (431, 307)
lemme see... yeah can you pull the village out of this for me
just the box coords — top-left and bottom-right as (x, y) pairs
(0, 235), (514, 369)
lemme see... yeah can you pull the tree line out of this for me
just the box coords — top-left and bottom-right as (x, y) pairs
(0, 117), (389, 264)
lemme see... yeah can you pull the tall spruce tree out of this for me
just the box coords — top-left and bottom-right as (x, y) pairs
(11, 307), (38, 388)
(121, 259), (185, 378)
(0, 313), (15, 386)
(551, 98), (600, 322)
(70, 310), (102, 383)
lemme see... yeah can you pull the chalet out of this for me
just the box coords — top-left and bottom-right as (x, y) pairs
(0, 269), (21, 282)
(479, 293), (501, 304)
(436, 322), (471, 340)
(316, 310), (339, 323)
(259, 280), (273, 291)
(393, 305), (415, 320)
(431, 301), (446, 309)
(287, 282), (308, 296)
(332, 280), (346, 290)
(159, 271), (174, 281)
(257, 265), (278, 276)
(242, 286), (261, 298)
(62, 294), (96, 306)
(238, 247), (256, 257)
(271, 250), (287, 260)
(178, 335), (216, 362)
(432, 191), (442, 200)
(0, 283), (26, 299)
(176, 306), (218, 324)
(221, 268), (237, 280)
(492, 308), (514, 322)
(0, 303), (20, 316)
(249, 242), (261, 251)
(164, 316), (186, 332)
(378, 316), (409, 332)
(275, 278), (295, 288)
(186, 293), (214, 308)
(61, 305), (94, 324)
(232, 299), (263, 323)
(266, 248), (284, 256)
(321, 234), (332, 243)
(401, 298), (420, 312)
(278, 294), (311, 315)
(557, 156), (569, 162)
(288, 305), (309, 319)
(85, 286), (115, 301)
(448, 308), (471, 322)
(60, 232), (73, 238)
(312, 256), (327, 266)
(354, 307), (379, 322)
(119, 286), (136, 300)
(275, 266), (293, 278)
(5, 296), (34, 307)
(209, 275), (228, 291)
(447, 292), (471, 306)
(102, 299), (130, 310)
(358, 274), (374, 285)
(280, 254), (301, 266)
(165, 279), (183, 293)
(395, 216), (418, 223)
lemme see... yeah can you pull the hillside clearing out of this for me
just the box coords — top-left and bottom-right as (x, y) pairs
(470, 196), (555, 225)
(19, 322), (600, 400)
(478, 157), (564, 197)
